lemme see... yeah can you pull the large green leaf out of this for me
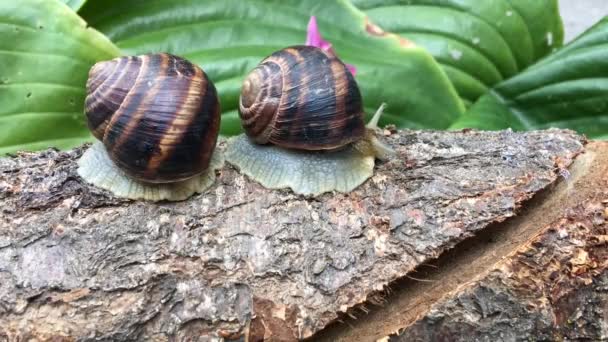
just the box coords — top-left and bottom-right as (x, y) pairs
(451, 17), (608, 140)
(80, 0), (465, 136)
(508, 0), (564, 60)
(0, 0), (120, 154)
(60, 0), (87, 11)
(351, 0), (564, 103)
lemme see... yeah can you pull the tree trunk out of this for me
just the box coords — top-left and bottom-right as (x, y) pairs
(1, 129), (605, 341)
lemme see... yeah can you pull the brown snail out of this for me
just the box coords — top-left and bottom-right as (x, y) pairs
(225, 45), (393, 196)
(77, 53), (223, 201)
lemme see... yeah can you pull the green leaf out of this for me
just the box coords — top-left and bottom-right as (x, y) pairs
(80, 0), (465, 135)
(507, 0), (564, 60)
(451, 17), (608, 140)
(59, 0), (87, 11)
(0, 0), (120, 154)
(351, 0), (564, 103)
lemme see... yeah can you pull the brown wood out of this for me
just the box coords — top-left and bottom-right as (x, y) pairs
(317, 141), (608, 342)
(1, 129), (598, 341)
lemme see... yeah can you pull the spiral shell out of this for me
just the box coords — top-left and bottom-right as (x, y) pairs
(239, 45), (365, 151)
(84, 53), (220, 183)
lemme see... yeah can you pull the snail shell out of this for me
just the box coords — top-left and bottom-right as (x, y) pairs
(78, 53), (223, 201)
(84, 53), (220, 183)
(225, 46), (394, 196)
(238, 45), (365, 151)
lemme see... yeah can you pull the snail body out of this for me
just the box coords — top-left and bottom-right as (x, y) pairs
(77, 53), (223, 201)
(225, 46), (393, 196)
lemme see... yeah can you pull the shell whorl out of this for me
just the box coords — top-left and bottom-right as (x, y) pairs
(238, 45), (365, 151)
(85, 55), (140, 140)
(84, 53), (221, 183)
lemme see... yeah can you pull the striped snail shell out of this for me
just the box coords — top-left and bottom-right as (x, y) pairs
(225, 46), (394, 196)
(78, 53), (223, 201)
(84, 53), (220, 183)
(239, 45), (365, 151)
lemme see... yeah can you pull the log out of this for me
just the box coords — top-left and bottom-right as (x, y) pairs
(0, 129), (599, 341)
(317, 140), (608, 342)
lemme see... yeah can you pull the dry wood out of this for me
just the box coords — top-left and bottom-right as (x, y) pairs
(392, 143), (608, 341)
(317, 141), (608, 342)
(0, 129), (587, 341)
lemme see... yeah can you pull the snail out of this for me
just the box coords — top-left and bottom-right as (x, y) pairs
(225, 45), (394, 196)
(77, 53), (223, 201)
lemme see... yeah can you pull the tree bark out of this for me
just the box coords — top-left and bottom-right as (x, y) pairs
(316, 140), (608, 342)
(0, 129), (594, 341)
(391, 193), (608, 342)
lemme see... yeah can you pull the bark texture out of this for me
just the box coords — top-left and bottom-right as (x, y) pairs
(392, 194), (608, 342)
(390, 145), (608, 342)
(316, 142), (608, 342)
(0, 129), (586, 341)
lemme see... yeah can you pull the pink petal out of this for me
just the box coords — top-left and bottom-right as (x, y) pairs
(306, 16), (322, 47)
(306, 16), (357, 76)
(306, 16), (333, 51)
(345, 64), (357, 76)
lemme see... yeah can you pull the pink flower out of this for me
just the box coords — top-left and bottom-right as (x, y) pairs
(306, 16), (357, 76)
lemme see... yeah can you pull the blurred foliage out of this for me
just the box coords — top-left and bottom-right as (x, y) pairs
(353, 0), (564, 104)
(59, 0), (86, 11)
(452, 17), (608, 140)
(2, 0), (607, 154)
(0, 0), (119, 154)
(79, 0), (464, 136)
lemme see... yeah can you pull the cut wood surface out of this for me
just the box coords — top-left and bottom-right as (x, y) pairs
(0, 129), (589, 341)
(317, 141), (608, 342)
(393, 188), (608, 341)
